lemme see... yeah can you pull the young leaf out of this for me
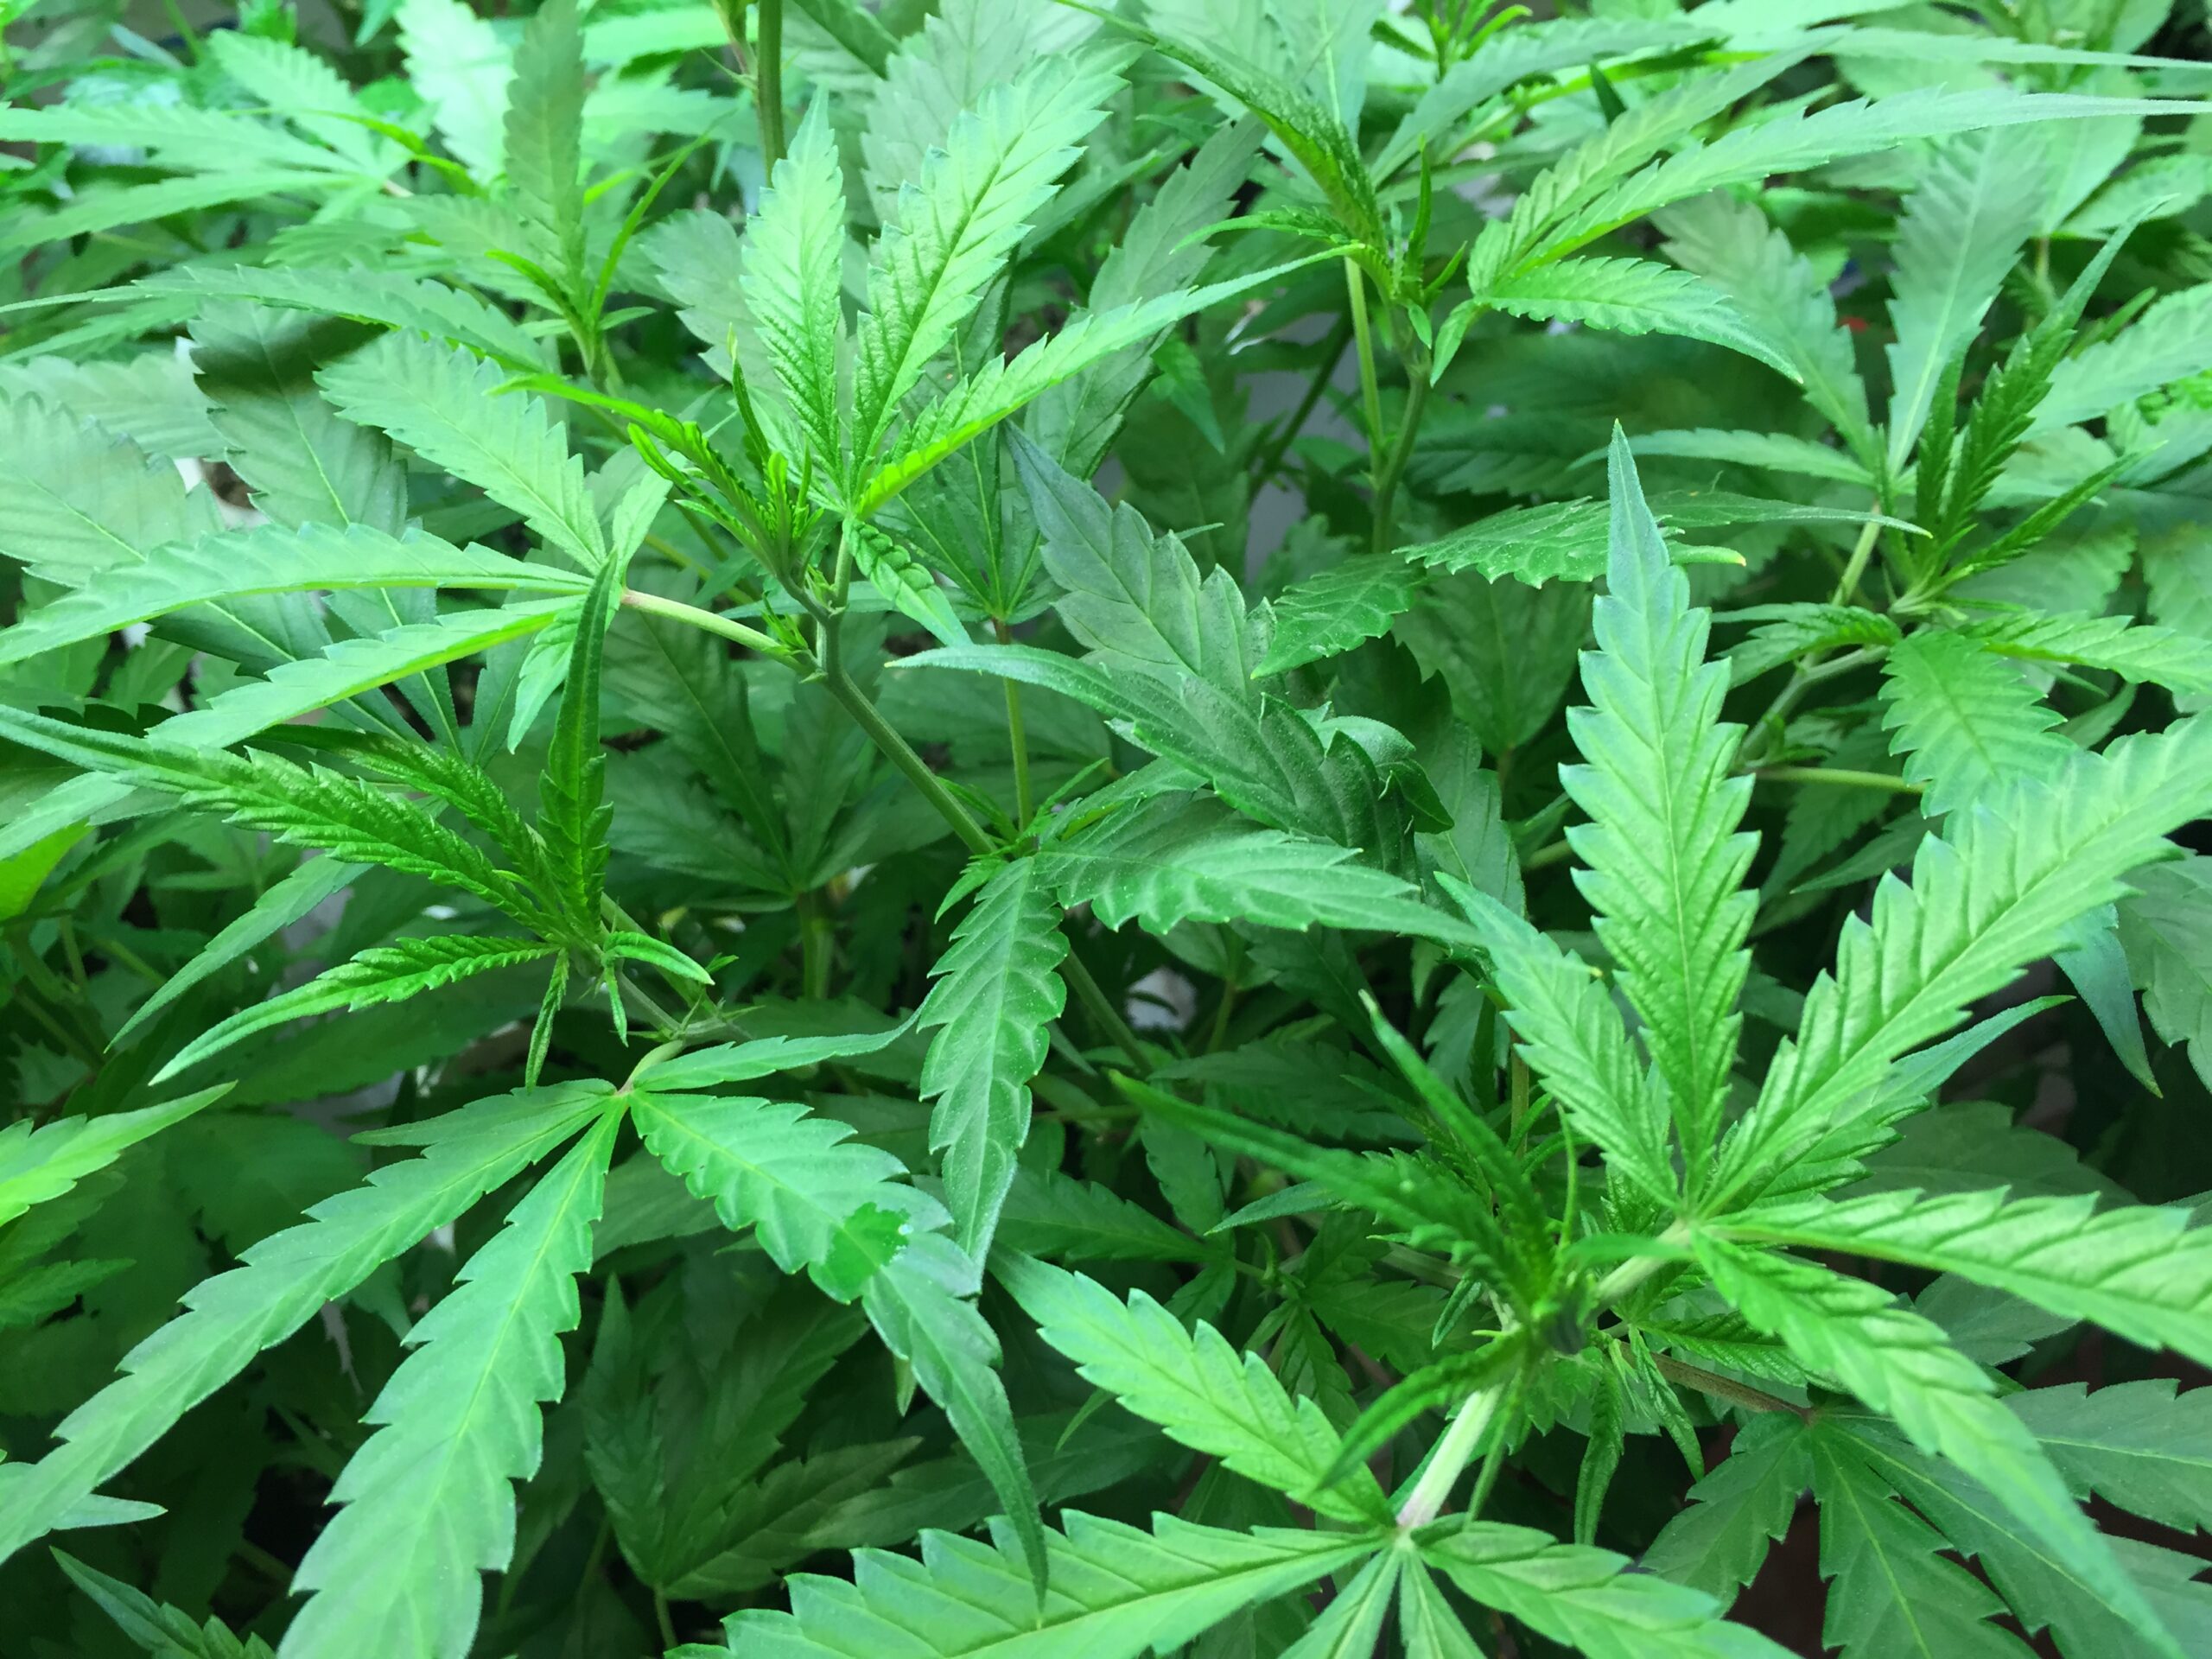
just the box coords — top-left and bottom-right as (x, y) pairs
(503, 0), (588, 304)
(1564, 429), (1757, 1173)
(537, 561), (618, 927)
(742, 99), (849, 482)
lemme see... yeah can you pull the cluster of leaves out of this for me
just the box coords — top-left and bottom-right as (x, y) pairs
(5, 0), (2212, 1654)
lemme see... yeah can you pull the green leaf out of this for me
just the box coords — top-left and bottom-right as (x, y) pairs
(918, 857), (1068, 1256)
(1041, 795), (1473, 947)
(1468, 257), (1798, 381)
(397, 0), (511, 179)
(1719, 1187), (2212, 1370)
(1658, 192), (1875, 468)
(318, 333), (607, 569)
(722, 1509), (1378, 1658)
(2037, 280), (2212, 432)
(280, 1112), (615, 1659)
(138, 266), (546, 371)
(1442, 876), (1678, 1211)
(206, 29), (397, 173)
(1008, 428), (1253, 692)
(1418, 1520), (1795, 1659)
(0, 1089), (227, 1228)
(994, 1166), (1217, 1263)
(1961, 610), (2212, 695)
(502, 0), (588, 303)
(0, 708), (537, 922)
(1724, 603), (1900, 686)
(1885, 130), (2046, 474)
(1566, 430), (1757, 1171)
(628, 1022), (912, 1092)
(849, 53), (1124, 472)
(857, 1233), (1045, 1592)
(1880, 629), (2070, 817)
(1690, 1234), (2180, 1658)
(54, 1548), (271, 1659)
(156, 937), (559, 1084)
(1626, 428), (1872, 486)
(1257, 556), (1429, 677)
(0, 524), (582, 668)
(1806, 1421), (2033, 1659)
(997, 1253), (1394, 1525)
(1399, 493), (1888, 582)
(1713, 717), (2212, 1204)
(191, 302), (410, 534)
(743, 99), (849, 480)
(631, 1090), (939, 1302)
(2120, 856), (2212, 1090)
(0, 1084), (610, 1563)
(0, 397), (226, 586)
(1642, 1413), (1811, 1604)
(536, 560), (618, 926)
(2010, 1380), (2212, 1534)
(852, 524), (968, 648)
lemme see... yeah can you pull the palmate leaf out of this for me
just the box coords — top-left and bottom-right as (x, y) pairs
(743, 99), (849, 482)
(0, 1089), (227, 1228)
(1712, 717), (2212, 1205)
(1806, 1422), (2032, 1659)
(849, 52), (1125, 472)
(721, 1510), (1377, 1659)
(0, 1084), (612, 1564)
(1960, 610), (2212, 695)
(156, 938), (560, 1085)
(1417, 1521), (1792, 1659)
(318, 334), (607, 569)
(0, 524), (582, 668)
(2120, 856), (2212, 1090)
(918, 857), (1068, 1256)
(1690, 1236), (2181, 1658)
(1720, 1188), (2212, 1369)
(1041, 795), (1472, 947)
(1564, 430), (1757, 1173)
(279, 1113), (616, 1659)
(997, 1254), (1392, 1524)
(2036, 280), (2212, 433)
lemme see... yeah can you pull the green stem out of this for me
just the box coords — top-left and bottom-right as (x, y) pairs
(1593, 1224), (1691, 1307)
(994, 618), (1033, 826)
(1397, 1382), (1504, 1527)
(1344, 257), (1385, 485)
(1830, 508), (1885, 608)
(620, 588), (791, 661)
(796, 887), (833, 998)
(653, 1589), (678, 1650)
(1369, 369), (1431, 556)
(1758, 766), (1922, 795)
(823, 664), (995, 856)
(754, 0), (785, 172)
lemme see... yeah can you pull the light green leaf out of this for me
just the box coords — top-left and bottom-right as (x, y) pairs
(1692, 1234), (2180, 1658)
(1470, 257), (1799, 381)
(0, 1089), (227, 1228)
(1642, 1413), (1810, 1603)
(1257, 556), (1429, 677)
(2010, 1380), (2212, 1535)
(1627, 428), (1872, 486)
(743, 99), (849, 480)
(318, 333), (606, 569)
(722, 1509), (1378, 1658)
(1880, 629), (2070, 817)
(1419, 1520), (1795, 1659)
(918, 857), (1067, 1256)
(998, 1253), (1394, 1524)
(156, 937), (559, 1085)
(2120, 856), (2212, 1090)
(503, 0), (588, 302)
(0, 1084), (611, 1564)
(279, 1113), (615, 1659)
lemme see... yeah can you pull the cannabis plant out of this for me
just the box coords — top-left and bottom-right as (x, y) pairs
(5, 0), (2212, 1653)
